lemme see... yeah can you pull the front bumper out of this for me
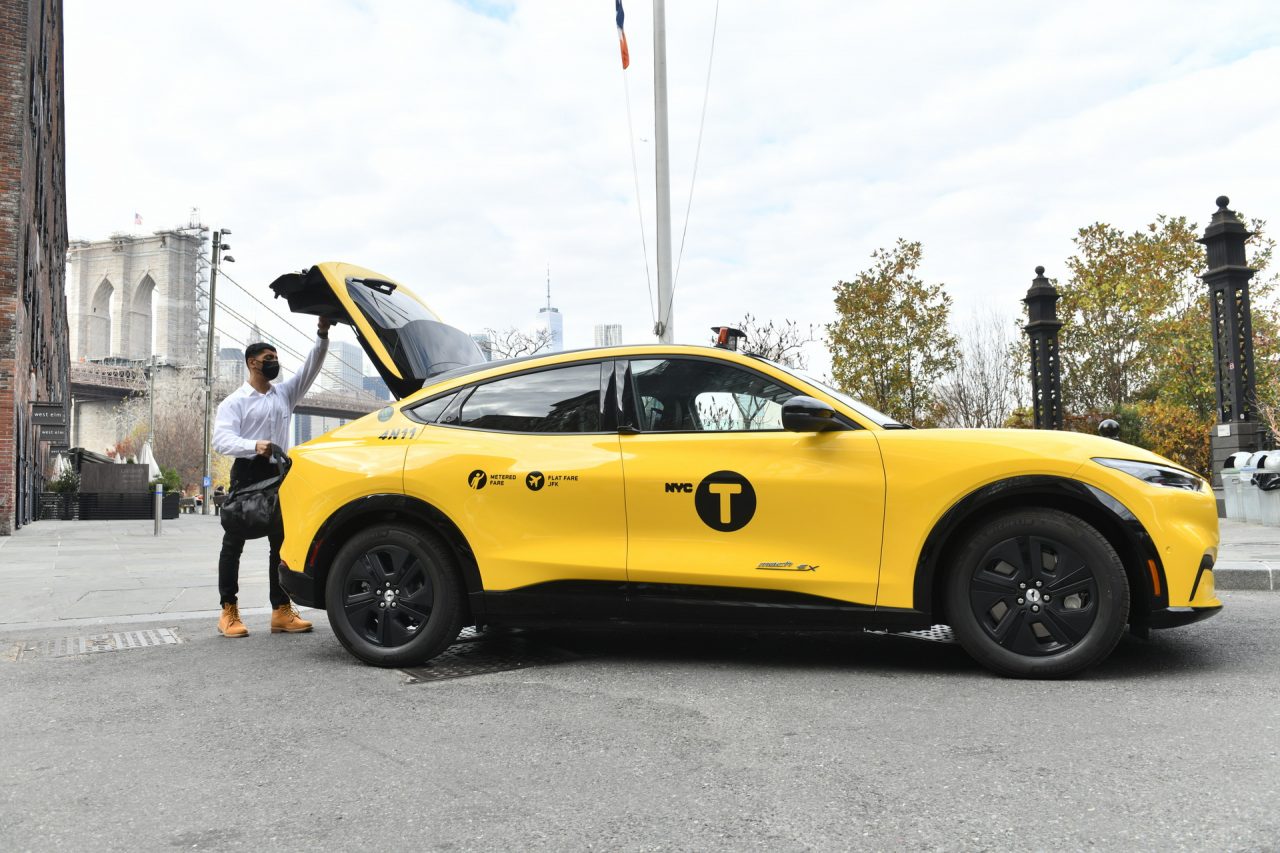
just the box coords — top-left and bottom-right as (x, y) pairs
(278, 561), (322, 609)
(1148, 604), (1222, 629)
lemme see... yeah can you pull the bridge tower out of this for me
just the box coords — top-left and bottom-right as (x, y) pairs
(66, 230), (205, 366)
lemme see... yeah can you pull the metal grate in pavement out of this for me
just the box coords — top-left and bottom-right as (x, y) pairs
(867, 624), (956, 644)
(400, 630), (581, 684)
(10, 628), (182, 661)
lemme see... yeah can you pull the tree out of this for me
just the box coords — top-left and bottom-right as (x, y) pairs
(49, 467), (79, 495)
(932, 308), (1021, 428)
(827, 240), (957, 425)
(1058, 215), (1280, 418)
(112, 366), (212, 490)
(1135, 400), (1212, 475)
(482, 327), (554, 360)
(1054, 213), (1280, 473)
(1056, 218), (1198, 413)
(733, 314), (819, 369)
(106, 424), (146, 464)
(150, 466), (182, 494)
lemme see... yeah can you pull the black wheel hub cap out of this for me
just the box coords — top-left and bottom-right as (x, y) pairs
(969, 535), (1099, 656)
(342, 545), (434, 647)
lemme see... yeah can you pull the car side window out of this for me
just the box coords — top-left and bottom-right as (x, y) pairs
(630, 359), (797, 432)
(457, 363), (603, 433)
(406, 392), (456, 424)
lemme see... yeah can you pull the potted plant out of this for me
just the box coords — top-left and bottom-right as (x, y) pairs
(48, 468), (80, 519)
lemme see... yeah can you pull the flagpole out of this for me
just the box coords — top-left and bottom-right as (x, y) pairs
(652, 0), (674, 344)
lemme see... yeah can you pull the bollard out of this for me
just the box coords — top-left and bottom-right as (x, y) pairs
(154, 482), (163, 536)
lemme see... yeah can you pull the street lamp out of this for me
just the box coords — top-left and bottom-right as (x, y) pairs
(201, 228), (233, 515)
(144, 355), (157, 454)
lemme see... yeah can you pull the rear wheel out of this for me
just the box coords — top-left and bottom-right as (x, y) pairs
(946, 508), (1129, 678)
(324, 524), (464, 667)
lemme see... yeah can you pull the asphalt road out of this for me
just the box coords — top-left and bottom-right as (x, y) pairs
(1, 592), (1277, 852)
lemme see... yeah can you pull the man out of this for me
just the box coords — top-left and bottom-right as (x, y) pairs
(212, 318), (331, 637)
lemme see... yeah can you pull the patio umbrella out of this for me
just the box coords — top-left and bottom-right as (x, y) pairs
(138, 441), (162, 481)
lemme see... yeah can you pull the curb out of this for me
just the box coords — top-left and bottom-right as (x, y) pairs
(1214, 561), (1278, 591)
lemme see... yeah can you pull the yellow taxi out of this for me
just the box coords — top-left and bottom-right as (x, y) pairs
(271, 263), (1221, 678)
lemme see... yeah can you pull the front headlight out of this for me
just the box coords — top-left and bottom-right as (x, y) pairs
(1093, 457), (1205, 491)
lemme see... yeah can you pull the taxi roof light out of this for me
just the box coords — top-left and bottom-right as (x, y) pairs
(711, 325), (747, 351)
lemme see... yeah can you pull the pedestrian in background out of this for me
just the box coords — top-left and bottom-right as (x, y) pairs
(211, 318), (330, 637)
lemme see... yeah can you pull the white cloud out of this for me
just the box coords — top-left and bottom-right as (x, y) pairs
(65, 0), (1280, 375)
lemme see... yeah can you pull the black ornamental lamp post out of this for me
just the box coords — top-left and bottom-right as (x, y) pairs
(1201, 195), (1262, 485)
(1024, 266), (1064, 430)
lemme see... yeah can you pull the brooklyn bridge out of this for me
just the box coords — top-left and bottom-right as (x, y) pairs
(68, 362), (384, 421)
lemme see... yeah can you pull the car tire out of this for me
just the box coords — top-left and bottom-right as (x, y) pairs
(324, 524), (464, 668)
(946, 508), (1129, 678)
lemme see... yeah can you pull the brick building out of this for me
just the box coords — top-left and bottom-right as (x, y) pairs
(0, 0), (70, 534)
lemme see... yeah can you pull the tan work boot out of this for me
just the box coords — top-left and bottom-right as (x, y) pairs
(271, 603), (313, 634)
(218, 603), (248, 638)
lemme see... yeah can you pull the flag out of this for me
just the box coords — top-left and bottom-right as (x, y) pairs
(616, 0), (630, 70)
(134, 212), (142, 225)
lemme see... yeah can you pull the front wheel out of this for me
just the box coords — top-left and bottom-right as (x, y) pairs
(325, 524), (464, 667)
(946, 508), (1129, 678)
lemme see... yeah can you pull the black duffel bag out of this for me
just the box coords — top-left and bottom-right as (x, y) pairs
(220, 449), (292, 540)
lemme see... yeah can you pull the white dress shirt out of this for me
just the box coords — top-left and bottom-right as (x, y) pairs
(213, 337), (330, 459)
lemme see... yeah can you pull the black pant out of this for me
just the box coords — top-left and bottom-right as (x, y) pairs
(218, 456), (288, 608)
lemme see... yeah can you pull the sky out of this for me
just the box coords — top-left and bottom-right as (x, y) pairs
(63, 1), (1280, 379)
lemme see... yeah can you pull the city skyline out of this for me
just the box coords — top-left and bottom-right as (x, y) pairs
(594, 323), (623, 347)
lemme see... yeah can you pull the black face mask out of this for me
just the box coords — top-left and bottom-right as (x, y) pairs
(260, 361), (281, 381)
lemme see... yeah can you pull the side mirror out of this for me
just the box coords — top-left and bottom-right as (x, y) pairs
(782, 396), (848, 433)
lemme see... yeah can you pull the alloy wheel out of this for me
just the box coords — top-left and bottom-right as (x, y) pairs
(341, 545), (435, 648)
(968, 535), (1100, 657)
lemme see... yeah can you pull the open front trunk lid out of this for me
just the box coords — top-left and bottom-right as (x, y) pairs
(269, 262), (484, 401)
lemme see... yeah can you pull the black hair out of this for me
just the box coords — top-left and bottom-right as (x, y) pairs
(244, 342), (277, 363)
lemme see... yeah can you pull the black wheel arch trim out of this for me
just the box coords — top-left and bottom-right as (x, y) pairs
(914, 475), (1168, 624)
(302, 493), (484, 622)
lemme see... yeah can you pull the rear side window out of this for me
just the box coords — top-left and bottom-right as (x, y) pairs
(457, 364), (602, 433)
(406, 392), (456, 424)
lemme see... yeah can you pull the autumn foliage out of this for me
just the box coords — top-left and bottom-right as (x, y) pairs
(825, 209), (1277, 477)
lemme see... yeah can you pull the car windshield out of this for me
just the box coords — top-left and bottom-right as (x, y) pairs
(751, 357), (908, 428)
(345, 279), (484, 378)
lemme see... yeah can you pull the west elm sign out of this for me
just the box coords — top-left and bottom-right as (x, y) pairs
(30, 402), (65, 426)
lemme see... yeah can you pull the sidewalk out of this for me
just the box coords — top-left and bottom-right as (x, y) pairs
(1216, 519), (1280, 591)
(0, 514), (1274, 633)
(0, 514), (278, 630)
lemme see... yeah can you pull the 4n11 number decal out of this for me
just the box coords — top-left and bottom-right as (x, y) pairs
(378, 427), (418, 441)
